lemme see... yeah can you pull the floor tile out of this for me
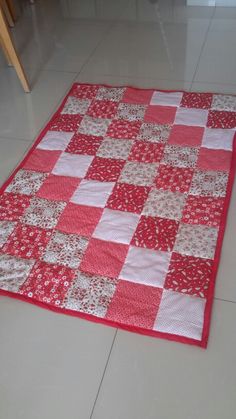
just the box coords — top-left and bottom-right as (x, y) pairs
(191, 82), (236, 94)
(0, 138), (31, 186)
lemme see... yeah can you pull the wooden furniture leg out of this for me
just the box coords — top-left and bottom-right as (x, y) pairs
(6, 0), (17, 22)
(0, 36), (12, 64)
(0, 6), (30, 92)
(1, 0), (14, 27)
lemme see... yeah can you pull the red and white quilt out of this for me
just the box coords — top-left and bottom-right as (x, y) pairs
(0, 84), (235, 347)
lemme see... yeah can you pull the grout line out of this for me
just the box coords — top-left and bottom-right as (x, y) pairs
(89, 329), (118, 419)
(214, 297), (236, 305)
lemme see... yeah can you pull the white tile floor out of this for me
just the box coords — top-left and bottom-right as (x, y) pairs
(0, 1), (236, 418)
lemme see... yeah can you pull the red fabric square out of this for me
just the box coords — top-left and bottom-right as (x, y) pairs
(70, 84), (98, 99)
(164, 253), (213, 298)
(122, 87), (153, 104)
(106, 183), (150, 214)
(87, 100), (118, 119)
(144, 105), (176, 124)
(65, 133), (102, 155)
(0, 193), (31, 221)
(131, 215), (179, 251)
(182, 195), (224, 227)
(180, 92), (213, 109)
(85, 157), (125, 182)
(106, 119), (141, 140)
(128, 142), (165, 163)
(48, 114), (82, 132)
(3, 224), (52, 259)
(23, 149), (61, 173)
(168, 125), (204, 147)
(57, 203), (103, 236)
(19, 261), (75, 305)
(197, 148), (232, 171)
(106, 280), (163, 329)
(207, 110), (236, 129)
(80, 238), (128, 279)
(155, 165), (194, 193)
(37, 175), (80, 201)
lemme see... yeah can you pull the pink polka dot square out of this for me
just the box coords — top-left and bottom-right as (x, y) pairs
(168, 125), (204, 147)
(106, 280), (163, 329)
(207, 110), (236, 129)
(144, 105), (177, 124)
(182, 195), (224, 227)
(23, 149), (61, 173)
(197, 148), (232, 172)
(122, 87), (153, 104)
(180, 92), (213, 109)
(155, 165), (194, 193)
(57, 203), (103, 237)
(37, 174), (79, 201)
(85, 156), (125, 182)
(87, 100), (119, 119)
(106, 183), (150, 214)
(106, 119), (141, 140)
(128, 141), (165, 163)
(65, 133), (102, 155)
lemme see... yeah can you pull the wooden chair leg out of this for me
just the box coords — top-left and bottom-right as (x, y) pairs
(0, 36), (12, 65)
(0, 7), (30, 92)
(6, 0), (17, 22)
(1, 0), (14, 27)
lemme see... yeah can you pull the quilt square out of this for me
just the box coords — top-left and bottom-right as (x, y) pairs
(6, 170), (47, 196)
(85, 157), (125, 182)
(161, 145), (198, 168)
(155, 165), (194, 193)
(106, 281), (163, 329)
(119, 161), (158, 186)
(3, 224), (52, 259)
(70, 84), (98, 99)
(80, 238), (128, 279)
(116, 103), (147, 121)
(0, 254), (34, 292)
(164, 253), (213, 298)
(37, 131), (74, 151)
(128, 142), (164, 163)
(23, 149), (61, 173)
(87, 100), (118, 119)
(64, 271), (118, 317)
(37, 175), (80, 201)
(150, 91), (183, 107)
(211, 94), (236, 112)
(0, 221), (16, 248)
(106, 119), (141, 140)
(52, 152), (93, 178)
(137, 123), (171, 143)
(57, 203), (103, 237)
(175, 108), (208, 126)
(122, 87), (153, 104)
(207, 110), (236, 129)
(93, 208), (140, 244)
(78, 115), (111, 137)
(174, 223), (218, 259)
(96, 86), (125, 102)
(154, 289), (206, 340)
(106, 183), (150, 214)
(70, 179), (114, 208)
(119, 246), (171, 288)
(180, 92), (213, 109)
(21, 197), (66, 229)
(0, 193), (31, 221)
(61, 97), (91, 115)
(197, 148), (232, 172)
(97, 138), (133, 160)
(143, 189), (186, 221)
(168, 125), (204, 147)
(202, 128), (234, 151)
(19, 261), (75, 305)
(48, 114), (82, 132)
(190, 170), (229, 197)
(65, 133), (103, 155)
(42, 231), (88, 269)
(144, 105), (176, 124)
(182, 195), (224, 227)
(131, 215), (179, 251)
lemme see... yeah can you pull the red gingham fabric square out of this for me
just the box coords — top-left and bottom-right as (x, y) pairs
(122, 87), (154, 104)
(37, 175), (80, 201)
(164, 253), (213, 298)
(85, 156), (125, 182)
(106, 280), (163, 329)
(57, 203), (103, 237)
(182, 195), (224, 227)
(106, 119), (141, 139)
(197, 148), (232, 172)
(87, 100), (119, 119)
(180, 92), (213, 109)
(131, 215), (179, 251)
(0, 193), (31, 221)
(106, 183), (150, 214)
(19, 261), (75, 305)
(48, 114), (82, 132)
(207, 110), (236, 129)
(168, 125), (204, 147)
(144, 105), (177, 124)
(70, 84), (98, 99)
(3, 224), (52, 259)
(155, 165), (194, 193)
(23, 149), (61, 173)
(128, 141), (165, 163)
(80, 238), (128, 279)
(65, 133), (103, 155)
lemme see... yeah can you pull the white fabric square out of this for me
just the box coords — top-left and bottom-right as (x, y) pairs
(70, 180), (115, 208)
(119, 246), (171, 287)
(52, 153), (93, 178)
(78, 115), (111, 137)
(93, 209), (140, 244)
(202, 128), (234, 151)
(175, 108), (208, 126)
(37, 131), (74, 151)
(61, 97), (91, 115)
(154, 289), (206, 340)
(151, 91), (183, 107)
